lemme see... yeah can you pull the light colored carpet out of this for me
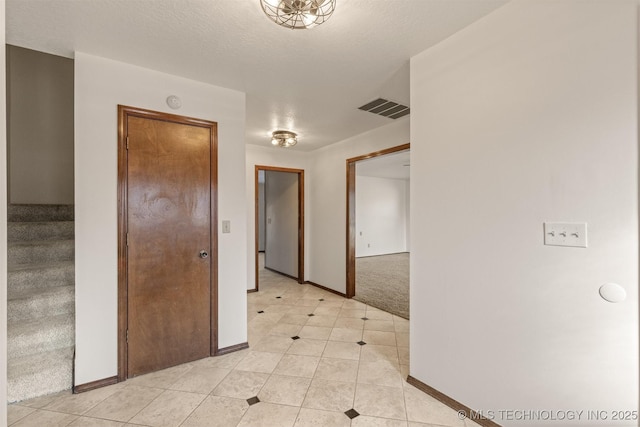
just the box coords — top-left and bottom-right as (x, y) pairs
(354, 252), (409, 319)
(7, 205), (75, 402)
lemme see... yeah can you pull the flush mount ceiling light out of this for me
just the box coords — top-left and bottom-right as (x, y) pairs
(271, 130), (298, 147)
(260, 0), (336, 30)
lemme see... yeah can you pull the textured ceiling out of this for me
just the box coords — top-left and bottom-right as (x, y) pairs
(6, 0), (508, 151)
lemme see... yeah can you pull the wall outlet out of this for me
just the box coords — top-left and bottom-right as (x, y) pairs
(544, 222), (587, 247)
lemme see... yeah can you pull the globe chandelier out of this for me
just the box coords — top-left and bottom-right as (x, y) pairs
(259, 0), (337, 30)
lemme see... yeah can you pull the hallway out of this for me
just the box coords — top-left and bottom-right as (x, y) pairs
(8, 275), (476, 427)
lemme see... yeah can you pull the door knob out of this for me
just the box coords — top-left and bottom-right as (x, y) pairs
(199, 250), (209, 259)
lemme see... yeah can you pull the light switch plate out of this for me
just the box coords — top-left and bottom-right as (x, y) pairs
(544, 222), (587, 247)
(222, 220), (231, 234)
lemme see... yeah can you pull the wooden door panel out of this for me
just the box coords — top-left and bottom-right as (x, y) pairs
(126, 116), (211, 377)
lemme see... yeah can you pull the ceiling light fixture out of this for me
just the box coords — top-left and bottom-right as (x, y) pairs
(271, 130), (298, 147)
(260, 0), (336, 30)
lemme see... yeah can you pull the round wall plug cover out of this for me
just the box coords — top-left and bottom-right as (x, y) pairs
(599, 283), (626, 303)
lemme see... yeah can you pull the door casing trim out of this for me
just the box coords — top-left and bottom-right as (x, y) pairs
(345, 143), (410, 298)
(117, 105), (219, 381)
(253, 165), (305, 291)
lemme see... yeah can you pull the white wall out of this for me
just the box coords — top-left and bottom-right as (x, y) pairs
(355, 175), (408, 257)
(246, 145), (310, 290)
(7, 46), (74, 205)
(75, 53), (247, 386)
(309, 119), (409, 293)
(1, 0), (9, 421)
(265, 171), (299, 277)
(258, 180), (266, 252)
(405, 180), (410, 251)
(410, 1), (638, 425)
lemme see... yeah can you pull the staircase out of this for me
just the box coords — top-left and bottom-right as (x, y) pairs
(7, 204), (75, 403)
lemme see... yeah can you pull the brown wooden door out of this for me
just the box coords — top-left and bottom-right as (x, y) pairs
(125, 114), (213, 377)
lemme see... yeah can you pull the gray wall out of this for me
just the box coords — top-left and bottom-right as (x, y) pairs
(7, 45), (74, 204)
(265, 170), (298, 277)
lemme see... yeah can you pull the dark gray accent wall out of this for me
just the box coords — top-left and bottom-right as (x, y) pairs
(7, 45), (74, 204)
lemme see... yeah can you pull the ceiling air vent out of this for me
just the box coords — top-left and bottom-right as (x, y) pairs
(358, 98), (410, 119)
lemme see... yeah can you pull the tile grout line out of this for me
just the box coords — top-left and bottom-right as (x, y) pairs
(176, 366), (240, 426)
(27, 385), (137, 422)
(291, 287), (327, 426)
(299, 285), (343, 426)
(123, 364), (196, 425)
(11, 408), (79, 426)
(125, 388), (174, 424)
(392, 310), (412, 425)
(349, 301), (367, 422)
(243, 286), (325, 427)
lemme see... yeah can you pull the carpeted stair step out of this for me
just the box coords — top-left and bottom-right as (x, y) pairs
(8, 221), (74, 242)
(8, 240), (74, 265)
(6, 203), (76, 402)
(8, 285), (75, 324)
(8, 313), (75, 359)
(8, 261), (75, 293)
(7, 346), (74, 403)
(8, 204), (74, 222)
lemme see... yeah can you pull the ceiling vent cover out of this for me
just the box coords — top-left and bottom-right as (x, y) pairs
(358, 98), (410, 119)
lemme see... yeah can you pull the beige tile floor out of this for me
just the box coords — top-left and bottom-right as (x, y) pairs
(8, 266), (481, 427)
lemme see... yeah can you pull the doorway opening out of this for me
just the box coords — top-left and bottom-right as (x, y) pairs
(253, 166), (305, 292)
(117, 106), (218, 380)
(346, 143), (410, 318)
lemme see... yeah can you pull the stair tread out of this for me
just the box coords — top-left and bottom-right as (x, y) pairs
(9, 220), (74, 225)
(8, 284), (74, 302)
(9, 204), (73, 207)
(8, 239), (75, 265)
(8, 221), (74, 237)
(9, 313), (74, 336)
(8, 259), (75, 273)
(8, 314), (74, 360)
(8, 204), (74, 222)
(8, 346), (74, 402)
(9, 239), (75, 247)
(8, 346), (74, 370)
(8, 221), (75, 232)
